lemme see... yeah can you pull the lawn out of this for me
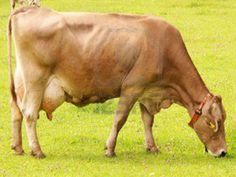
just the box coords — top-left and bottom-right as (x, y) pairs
(0, 0), (236, 176)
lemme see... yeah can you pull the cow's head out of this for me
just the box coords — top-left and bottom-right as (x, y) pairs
(191, 95), (227, 157)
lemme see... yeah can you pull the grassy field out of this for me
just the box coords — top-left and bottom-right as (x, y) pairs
(1, 0), (236, 176)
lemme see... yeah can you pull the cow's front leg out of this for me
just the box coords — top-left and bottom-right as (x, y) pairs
(105, 88), (141, 157)
(11, 99), (24, 155)
(140, 103), (159, 153)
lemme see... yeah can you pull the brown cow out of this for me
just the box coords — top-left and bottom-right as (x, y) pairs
(8, 7), (227, 158)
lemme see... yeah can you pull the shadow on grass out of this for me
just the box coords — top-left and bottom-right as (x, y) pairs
(42, 144), (236, 166)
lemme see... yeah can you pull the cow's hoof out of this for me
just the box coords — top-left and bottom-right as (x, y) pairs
(11, 145), (24, 155)
(104, 145), (116, 157)
(146, 146), (159, 153)
(105, 150), (116, 157)
(31, 151), (46, 159)
(15, 150), (25, 155)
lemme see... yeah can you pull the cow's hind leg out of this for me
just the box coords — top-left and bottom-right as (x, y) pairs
(140, 103), (159, 153)
(22, 86), (46, 158)
(20, 65), (49, 158)
(105, 87), (142, 157)
(11, 99), (24, 155)
(22, 86), (47, 158)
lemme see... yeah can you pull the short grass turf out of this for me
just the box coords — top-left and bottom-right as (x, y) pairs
(0, 0), (236, 176)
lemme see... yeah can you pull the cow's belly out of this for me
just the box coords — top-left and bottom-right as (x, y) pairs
(55, 73), (123, 106)
(53, 58), (129, 106)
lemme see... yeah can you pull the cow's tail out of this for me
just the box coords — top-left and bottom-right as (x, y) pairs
(7, 15), (17, 103)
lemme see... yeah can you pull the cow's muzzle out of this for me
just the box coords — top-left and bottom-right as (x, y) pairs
(205, 146), (227, 158)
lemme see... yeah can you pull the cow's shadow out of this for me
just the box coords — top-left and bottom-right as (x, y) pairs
(43, 136), (236, 165)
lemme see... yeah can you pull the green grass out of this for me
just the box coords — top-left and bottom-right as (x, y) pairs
(1, 0), (236, 176)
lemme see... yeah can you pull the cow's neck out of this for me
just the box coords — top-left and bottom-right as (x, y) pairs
(176, 77), (209, 116)
(167, 58), (209, 117)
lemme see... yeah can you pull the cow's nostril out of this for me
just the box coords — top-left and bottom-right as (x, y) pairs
(205, 146), (208, 153)
(219, 151), (227, 157)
